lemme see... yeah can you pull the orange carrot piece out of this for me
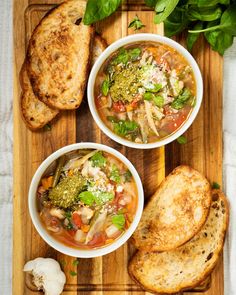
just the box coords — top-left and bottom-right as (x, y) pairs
(105, 239), (114, 244)
(81, 224), (90, 233)
(68, 170), (74, 176)
(41, 176), (53, 189)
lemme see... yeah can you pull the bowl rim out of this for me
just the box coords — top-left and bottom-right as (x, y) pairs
(87, 33), (203, 149)
(28, 142), (144, 258)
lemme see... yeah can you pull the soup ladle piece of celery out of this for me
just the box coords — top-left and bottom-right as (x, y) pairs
(52, 155), (66, 188)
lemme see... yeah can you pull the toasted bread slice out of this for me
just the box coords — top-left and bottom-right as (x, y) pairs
(129, 190), (229, 294)
(20, 34), (107, 130)
(20, 63), (59, 130)
(91, 34), (107, 66)
(132, 165), (211, 251)
(26, 0), (94, 110)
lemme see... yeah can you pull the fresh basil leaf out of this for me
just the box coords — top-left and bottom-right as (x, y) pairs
(128, 15), (145, 31)
(177, 135), (187, 144)
(154, 0), (180, 24)
(83, 0), (122, 25)
(107, 116), (118, 123)
(124, 170), (132, 182)
(113, 120), (139, 136)
(79, 191), (95, 206)
(94, 191), (114, 205)
(153, 95), (164, 107)
(216, 6), (236, 34)
(110, 164), (121, 183)
(129, 48), (142, 60)
(188, 4), (236, 35)
(112, 48), (129, 65)
(90, 151), (107, 167)
(112, 214), (125, 229)
(144, 83), (162, 93)
(171, 88), (192, 109)
(101, 78), (110, 96)
(143, 92), (153, 101)
(164, 7), (189, 37)
(205, 29), (233, 55)
(212, 181), (221, 189)
(187, 5), (222, 22)
(187, 21), (203, 51)
(145, 0), (157, 7)
(196, 0), (230, 6)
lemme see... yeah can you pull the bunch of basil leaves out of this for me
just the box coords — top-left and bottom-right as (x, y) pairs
(83, 0), (236, 55)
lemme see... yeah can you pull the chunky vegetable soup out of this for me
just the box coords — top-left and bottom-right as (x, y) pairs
(94, 42), (196, 143)
(37, 149), (137, 249)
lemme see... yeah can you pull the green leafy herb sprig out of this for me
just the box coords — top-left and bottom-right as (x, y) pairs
(83, 0), (236, 55)
(128, 15), (145, 31)
(146, 0), (236, 55)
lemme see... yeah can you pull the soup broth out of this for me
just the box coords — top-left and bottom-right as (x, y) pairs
(94, 42), (196, 143)
(37, 149), (137, 249)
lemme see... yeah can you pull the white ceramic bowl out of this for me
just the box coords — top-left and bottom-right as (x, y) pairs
(88, 33), (203, 149)
(28, 143), (144, 258)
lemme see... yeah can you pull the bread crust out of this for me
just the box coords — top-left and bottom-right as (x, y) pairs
(132, 165), (212, 251)
(129, 189), (229, 294)
(20, 63), (59, 130)
(20, 32), (107, 129)
(91, 34), (108, 67)
(26, 0), (95, 110)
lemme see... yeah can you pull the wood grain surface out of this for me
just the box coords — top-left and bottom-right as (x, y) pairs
(13, 1), (223, 294)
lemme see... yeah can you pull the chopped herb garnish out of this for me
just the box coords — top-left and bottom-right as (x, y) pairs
(153, 95), (164, 107)
(112, 48), (129, 65)
(78, 191), (95, 206)
(64, 211), (74, 229)
(73, 259), (79, 266)
(44, 123), (52, 131)
(90, 151), (107, 167)
(112, 213), (125, 230)
(143, 92), (153, 101)
(113, 120), (139, 136)
(110, 164), (121, 183)
(212, 182), (221, 189)
(124, 170), (132, 182)
(129, 48), (142, 60)
(177, 135), (187, 144)
(144, 83), (162, 93)
(101, 77), (110, 96)
(171, 88), (192, 110)
(64, 211), (72, 219)
(94, 191), (114, 205)
(107, 116), (118, 123)
(70, 270), (77, 276)
(128, 15), (145, 31)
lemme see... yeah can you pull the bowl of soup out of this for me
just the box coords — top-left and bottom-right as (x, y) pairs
(28, 143), (144, 258)
(88, 34), (203, 149)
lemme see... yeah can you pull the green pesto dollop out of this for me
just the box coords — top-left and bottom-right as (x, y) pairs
(109, 65), (142, 103)
(48, 174), (86, 209)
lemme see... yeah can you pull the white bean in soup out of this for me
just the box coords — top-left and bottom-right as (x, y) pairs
(94, 42), (196, 144)
(37, 149), (137, 249)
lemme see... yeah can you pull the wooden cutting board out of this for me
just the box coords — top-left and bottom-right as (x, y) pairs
(13, 0), (224, 294)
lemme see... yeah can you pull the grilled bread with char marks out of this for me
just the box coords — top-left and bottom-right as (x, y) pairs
(26, 0), (94, 110)
(21, 34), (107, 130)
(20, 63), (59, 130)
(132, 165), (212, 251)
(129, 189), (229, 294)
